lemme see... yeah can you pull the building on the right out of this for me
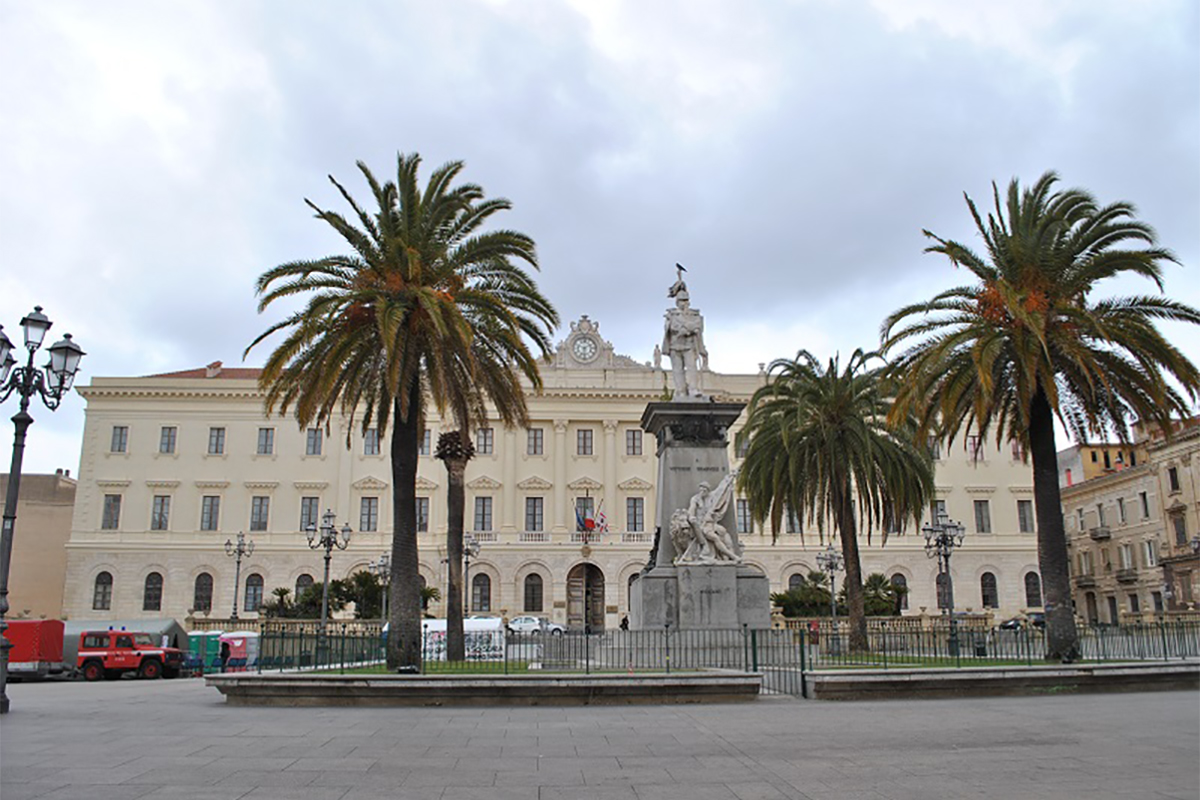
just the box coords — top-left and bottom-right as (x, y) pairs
(1063, 419), (1200, 621)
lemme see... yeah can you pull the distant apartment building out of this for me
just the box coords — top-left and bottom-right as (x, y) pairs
(0, 470), (76, 619)
(1057, 441), (1147, 488)
(1150, 424), (1200, 611)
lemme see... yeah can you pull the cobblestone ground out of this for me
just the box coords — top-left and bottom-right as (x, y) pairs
(2, 678), (1197, 799)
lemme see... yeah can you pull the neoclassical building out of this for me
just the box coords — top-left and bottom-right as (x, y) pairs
(61, 316), (1046, 629)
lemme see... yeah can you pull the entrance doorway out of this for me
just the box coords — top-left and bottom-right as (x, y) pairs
(567, 563), (605, 632)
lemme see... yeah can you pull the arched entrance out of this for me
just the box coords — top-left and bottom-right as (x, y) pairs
(567, 563), (605, 632)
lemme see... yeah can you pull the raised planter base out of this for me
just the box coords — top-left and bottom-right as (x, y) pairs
(207, 671), (762, 706)
(807, 661), (1200, 700)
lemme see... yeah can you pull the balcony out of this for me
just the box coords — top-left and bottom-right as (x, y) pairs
(1073, 574), (1097, 588)
(1089, 526), (1112, 541)
(621, 532), (651, 544)
(1116, 568), (1139, 583)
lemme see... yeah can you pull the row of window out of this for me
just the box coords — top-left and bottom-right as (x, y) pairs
(111, 424), (649, 458)
(1076, 491), (1154, 531)
(926, 436), (1027, 463)
(1076, 540), (1160, 575)
(101, 494), (414, 533)
(928, 498), (1037, 535)
(1081, 588), (1168, 623)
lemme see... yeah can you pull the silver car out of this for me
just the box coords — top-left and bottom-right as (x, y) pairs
(507, 615), (565, 635)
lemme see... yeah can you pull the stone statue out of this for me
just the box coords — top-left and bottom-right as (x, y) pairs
(653, 344), (662, 370)
(663, 264), (708, 399)
(672, 472), (742, 565)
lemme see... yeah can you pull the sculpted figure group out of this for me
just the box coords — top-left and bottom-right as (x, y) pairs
(671, 472), (743, 565)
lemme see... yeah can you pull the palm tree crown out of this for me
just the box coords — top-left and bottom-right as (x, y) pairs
(737, 349), (934, 648)
(881, 171), (1200, 660)
(246, 154), (558, 668)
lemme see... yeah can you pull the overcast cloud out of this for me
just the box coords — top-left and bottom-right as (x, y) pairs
(2, 0), (1197, 475)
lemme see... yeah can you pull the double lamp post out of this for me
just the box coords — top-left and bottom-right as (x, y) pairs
(924, 509), (966, 655)
(0, 307), (85, 715)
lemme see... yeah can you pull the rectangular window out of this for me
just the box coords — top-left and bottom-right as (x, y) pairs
(966, 434), (984, 462)
(1077, 508), (1086, 532)
(1140, 491), (1150, 519)
(626, 429), (643, 456)
(1172, 515), (1187, 545)
(208, 427), (226, 455)
(575, 496), (594, 530)
(525, 497), (544, 532)
(474, 497), (493, 532)
(927, 435), (941, 460)
(736, 435), (750, 459)
(1144, 540), (1158, 567)
(931, 499), (947, 524)
(419, 430), (431, 456)
(159, 426), (176, 454)
(1117, 498), (1127, 525)
(974, 500), (991, 533)
(101, 494), (122, 530)
(1017, 500), (1035, 533)
(1119, 543), (1134, 569)
(111, 425), (129, 453)
(577, 428), (594, 456)
(200, 496), (220, 531)
(786, 506), (801, 534)
(1096, 503), (1106, 527)
(1168, 466), (1181, 493)
(257, 427), (274, 455)
(476, 427), (494, 455)
(736, 499), (753, 534)
(150, 495), (170, 531)
(626, 497), (644, 532)
(1153, 591), (1164, 612)
(360, 497), (379, 532)
(1129, 593), (1140, 613)
(250, 496), (270, 531)
(416, 497), (430, 532)
(300, 497), (319, 531)
(306, 428), (323, 456)
(363, 428), (380, 455)
(1079, 550), (1094, 575)
(527, 428), (544, 455)
(1010, 440), (1026, 461)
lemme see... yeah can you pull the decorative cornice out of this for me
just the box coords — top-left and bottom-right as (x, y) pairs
(352, 476), (389, 491)
(568, 476), (603, 491)
(243, 481), (279, 491)
(1008, 486), (1035, 496)
(964, 485), (997, 495)
(467, 475), (502, 491)
(414, 476), (439, 491)
(96, 479), (131, 488)
(194, 480), (229, 489)
(618, 477), (653, 491)
(293, 481), (329, 491)
(935, 485), (953, 497)
(517, 476), (553, 491)
(144, 480), (180, 489)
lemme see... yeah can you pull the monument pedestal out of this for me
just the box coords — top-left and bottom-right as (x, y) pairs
(629, 400), (772, 631)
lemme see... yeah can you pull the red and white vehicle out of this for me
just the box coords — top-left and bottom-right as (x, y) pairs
(77, 630), (184, 681)
(5, 620), (66, 680)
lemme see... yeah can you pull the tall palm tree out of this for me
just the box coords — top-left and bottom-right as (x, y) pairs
(882, 171), (1200, 661)
(247, 154), (558, 670)
(435, 429), (474, 661)
(737, 349), (934, 650)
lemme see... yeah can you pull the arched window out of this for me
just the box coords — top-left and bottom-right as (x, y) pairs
(143, 572), (163, 611)
(788, 573), (805, 592)
(245, 573), (264, 612)
(472, 574), (491, 613)
(890, 574), (908, 611)
(935, 573), (950, 610)
(193, 573), (213, 612)
(93, 571), (113, 610)
(524, 574), (544, 612)
(980, 572), (998, 609)
(295, 573), (315, 598)
(1024, 572), (1043, 607)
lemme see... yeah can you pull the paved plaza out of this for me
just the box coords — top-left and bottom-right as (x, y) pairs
(1, 678), (1197, 800)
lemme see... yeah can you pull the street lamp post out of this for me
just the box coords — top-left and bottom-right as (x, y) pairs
(0, 307), (85, 715)
(223, 532), (255, 620)
(816, 543), (844, 652)
(924, 508), (966, 656)
(306, 509), (352, 636)
(463, 534), (481, 614)
(371, 552), (390, 621)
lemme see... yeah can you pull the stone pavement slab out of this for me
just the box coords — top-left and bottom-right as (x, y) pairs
(2, 677), (1197, 799)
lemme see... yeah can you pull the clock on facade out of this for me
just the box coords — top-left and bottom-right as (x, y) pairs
(572, 335), (599, 363)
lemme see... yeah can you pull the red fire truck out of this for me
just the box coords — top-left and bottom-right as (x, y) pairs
(77, 629), (184, 680)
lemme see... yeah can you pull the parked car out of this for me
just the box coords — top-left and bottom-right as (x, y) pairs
(507, 615), (565, 635)
(77, 630), (185, 681)
(998, 613), (1046, 631)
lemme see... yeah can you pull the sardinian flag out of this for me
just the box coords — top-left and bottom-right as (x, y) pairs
(595, 500), (609, 532)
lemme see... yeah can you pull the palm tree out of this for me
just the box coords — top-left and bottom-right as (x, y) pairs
(737, 349), (935, 650)
(882, 171), (1200, 661)
(435, 429), (474, 661)
(247, 154), (558, 670)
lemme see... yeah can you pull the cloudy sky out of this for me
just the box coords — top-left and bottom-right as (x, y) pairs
(2, 0), (1197, 475)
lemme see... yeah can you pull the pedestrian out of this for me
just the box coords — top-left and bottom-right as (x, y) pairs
(219, 640), (230, 673)
(619, 615), (629, 631)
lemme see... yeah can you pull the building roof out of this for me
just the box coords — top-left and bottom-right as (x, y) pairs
(145, 361), (262, 380)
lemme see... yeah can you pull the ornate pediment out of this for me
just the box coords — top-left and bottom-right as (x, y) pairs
(467, 475), (502, 490)
(568, 476), (603, 491)
(96, 479), (131, 488)
(1008, 486), (1034, 496)
(415, 476), (439, 491)
(618, 477), (653, 492)
(145, 480), (180, 488)
(243, 481), (278, 491)
(293, 481), (329, 491)
(352, 476), (389, 491)
(964, 485), (996, 495)
(194, 480), (229, 489)
(517, 476), (553, 491)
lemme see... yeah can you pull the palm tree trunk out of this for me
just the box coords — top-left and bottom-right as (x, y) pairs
(1029, 386), (1080, 661)
(835, 485), (869, 651)
(444, 455), (466, 662)
(388, 385), (423, 671)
